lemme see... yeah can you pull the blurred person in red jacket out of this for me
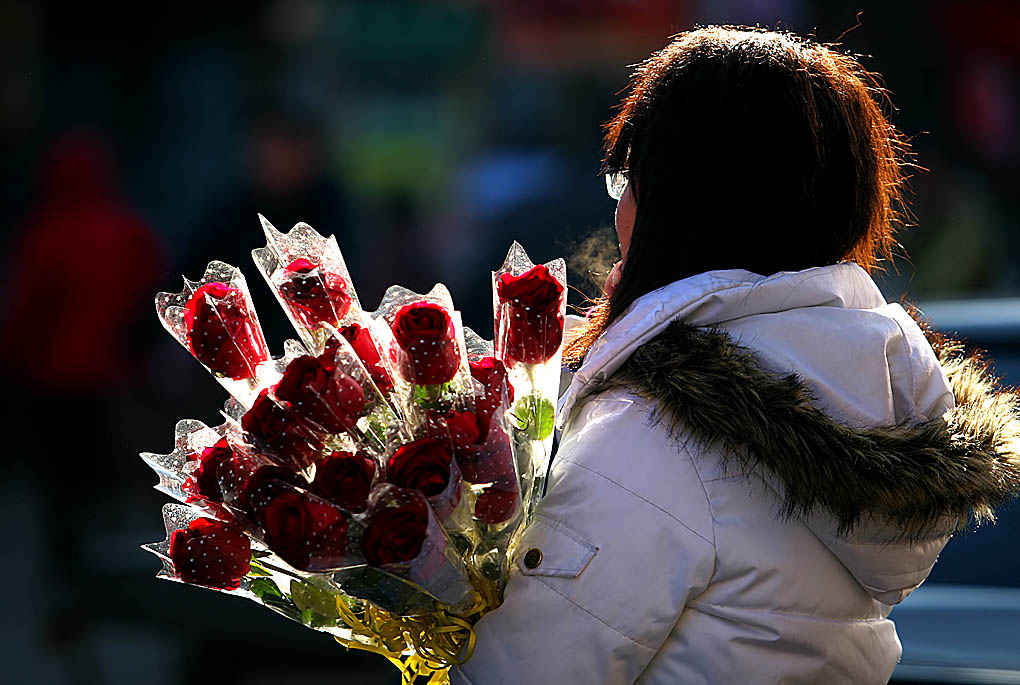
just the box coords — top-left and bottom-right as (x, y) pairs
(2, 131), (166, 393)
(1, 132), (166, 596)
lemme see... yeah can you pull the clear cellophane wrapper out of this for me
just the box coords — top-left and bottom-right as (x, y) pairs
(492, 241), (567, 522)
(252, 214), (361, 350)
(143, 222), (563, 678)
(155, 260), (275, 408)
(370, 283), (475, 421)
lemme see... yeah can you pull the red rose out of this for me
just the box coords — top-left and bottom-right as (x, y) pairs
(386, 437), (455, 498)
(207, 450), (259, 513)
(237, 464), (308, 516)
(185, 437), (237, 502)
(278, 258), (352, 328)
(274, 355), (367, 435)
(391, 302), (460, 385)
(469, 356), (513, 437)
(317, 337), (341, 373)
(496, 265), (565, 365)
(470, 356), (514, 406)
(241, 389), (323, 470)
(361, 495), (430, 565)
(456, 425), (516, 485)
(338, 324), (394, 394)
(184, 282), (269, 379)
(252, 487), (349, 571)
(474, 486), (520, 524)
(169, 517), (250, 590)
(311, 450), (376, 513)
(426, 409), (483, 461)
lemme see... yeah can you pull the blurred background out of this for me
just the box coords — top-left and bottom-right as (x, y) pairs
(1, 1), (1018, 683)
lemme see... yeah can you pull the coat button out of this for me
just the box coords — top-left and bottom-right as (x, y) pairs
(523, 548), (543, 569)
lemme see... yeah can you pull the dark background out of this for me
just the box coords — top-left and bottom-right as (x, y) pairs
(2, 1), (1018, 683)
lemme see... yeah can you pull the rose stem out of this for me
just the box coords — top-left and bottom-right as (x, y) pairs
(251, 558), (305, 582)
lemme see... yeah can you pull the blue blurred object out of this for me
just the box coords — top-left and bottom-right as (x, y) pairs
(891, 298), (1020, 684)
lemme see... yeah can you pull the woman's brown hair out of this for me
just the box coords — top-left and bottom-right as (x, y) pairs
(564, 26), (912, 369)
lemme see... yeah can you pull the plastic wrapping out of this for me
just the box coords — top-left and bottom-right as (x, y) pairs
(143, 219), (567, 677)
(492, 242), (566, 521)
(155, 260), (274, 407)
(144, 503), (364, 641)
(252, 214), (360, 350)
(349, 484), (474, 612)
(371, 283), (475, 418)
(140, 419), (230, 504)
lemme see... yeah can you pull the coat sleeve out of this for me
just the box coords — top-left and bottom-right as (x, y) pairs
(451, 392), (717, 685)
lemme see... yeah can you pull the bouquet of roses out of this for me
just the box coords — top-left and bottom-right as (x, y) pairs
(142, 216), (566, 682)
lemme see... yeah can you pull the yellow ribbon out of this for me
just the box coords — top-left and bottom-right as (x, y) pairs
(333, 571), (502, 684)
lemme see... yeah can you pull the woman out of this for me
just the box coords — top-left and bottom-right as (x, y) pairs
(452, 27), (1020, 684)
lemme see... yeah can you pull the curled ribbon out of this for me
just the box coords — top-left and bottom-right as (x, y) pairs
(333, 570), (501, 684)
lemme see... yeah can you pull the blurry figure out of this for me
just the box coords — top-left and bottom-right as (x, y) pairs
(1, 132), (166, 391)
(180, 100), (349, 347)
(952, 56), (1018, 167)
(934, 0), (1020, 169)
(0, 130), (166, 620)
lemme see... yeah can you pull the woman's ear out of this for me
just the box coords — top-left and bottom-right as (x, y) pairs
(604, 260), (624, 297)
(615, 184), (636, 258)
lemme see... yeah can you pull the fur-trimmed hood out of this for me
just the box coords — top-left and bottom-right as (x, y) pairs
(560, 264), (1020, 544)
(590, 318), (1020, 541)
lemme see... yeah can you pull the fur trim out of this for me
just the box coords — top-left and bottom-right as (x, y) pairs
(589, 317), (1020, 540)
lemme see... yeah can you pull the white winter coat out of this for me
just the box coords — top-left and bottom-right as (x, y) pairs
(452, 263), (1020, 684)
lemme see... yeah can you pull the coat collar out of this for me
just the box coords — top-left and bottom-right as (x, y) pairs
(559, 262), (886, 429)
(560, 260), (1020, 539)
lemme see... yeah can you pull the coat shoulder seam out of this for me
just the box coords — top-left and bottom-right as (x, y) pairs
(687, 599), (890, 624)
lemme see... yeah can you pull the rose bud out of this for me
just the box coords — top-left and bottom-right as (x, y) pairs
(184, 437), (237, 502)
(311, 450), (376, 513)
(426, 409), (484, 462)
(316, 337), (341, 373)
(169, 517), (250, 590)
(386, 437), (456, 498)
(278, 258), (352, 328)
(274, 355), (367, 435)
(468, 356), (513, 437)
(183, 282), (269, 379)
(391, 301), (461, 386)
(237, 464), (308, 517)
(241, 389), (323, 470)
(361, 495), (430, 566)
(208, 450), (265, 514)
(338, 324), (394, 394)
(496, 264), (565, 365)
(474, 485), (521, 525)
(456, 425), (516, 485)
(252, 487), (349, 572)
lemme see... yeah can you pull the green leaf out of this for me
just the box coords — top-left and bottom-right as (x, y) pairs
(246, 577), (301, 620)
(411, 382), (453, 411)
(366, 414), (387, 444)
(512, 393), (555, 441)
(290, 580), (342, 619)
(300, 608), (315, 626)
(250, 577), (286, 602)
